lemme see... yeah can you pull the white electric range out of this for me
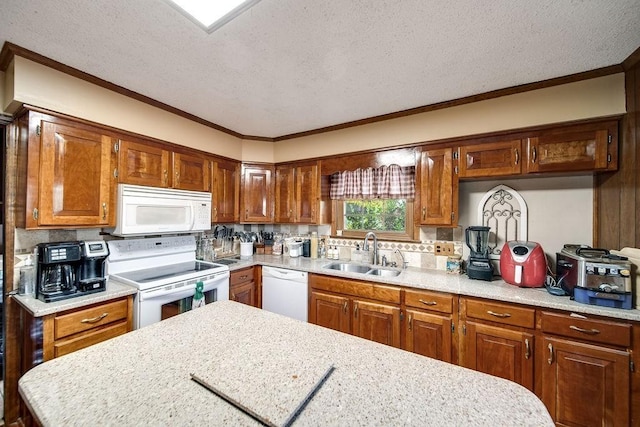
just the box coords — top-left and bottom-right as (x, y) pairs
(107, 236), (229, 329)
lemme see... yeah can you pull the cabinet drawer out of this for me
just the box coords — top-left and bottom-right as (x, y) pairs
(54, 299), (129, 340)
(54, 321), (129, 358)
(230, 267), (254, 286)
(405, 289), (453, 314)
(540, 311), (631, 347)
(465, 299), (535, 328)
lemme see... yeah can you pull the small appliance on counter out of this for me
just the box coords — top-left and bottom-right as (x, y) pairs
(465, 226), (493, 281)
(36, 241), (109, 302)
(556, 244), (632, 309)
(499, 241), (547, 287)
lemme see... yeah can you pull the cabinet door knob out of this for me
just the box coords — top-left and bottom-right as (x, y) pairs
(102, 202), (107, 220)
(163, 170), (168, 185)
(408, 314), (413, 331)
(354, 302), (358, 318)
(422, 207), (426, 220)
(524, 338), (530, 360)
(514, 148), (519, 165)
(531, 147), (537, 163)
(547, 343), (554, 365)
(343, 300), (348, 314)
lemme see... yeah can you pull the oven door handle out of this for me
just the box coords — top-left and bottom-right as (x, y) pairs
(138, 274), (229, 301)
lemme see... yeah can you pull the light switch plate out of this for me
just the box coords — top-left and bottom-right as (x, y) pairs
(435, 241), (455, 256)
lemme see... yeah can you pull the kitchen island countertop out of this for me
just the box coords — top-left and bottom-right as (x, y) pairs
(20, 300), (552, 426)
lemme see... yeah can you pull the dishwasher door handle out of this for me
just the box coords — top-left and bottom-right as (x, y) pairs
(262, 267), (307, 282)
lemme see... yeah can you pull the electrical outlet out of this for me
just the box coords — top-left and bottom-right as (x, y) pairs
(434, 241), (455, 256)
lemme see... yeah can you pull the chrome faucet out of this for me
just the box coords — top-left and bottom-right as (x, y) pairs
(395, 248), (409, 269)
(363, 232), (378, 265)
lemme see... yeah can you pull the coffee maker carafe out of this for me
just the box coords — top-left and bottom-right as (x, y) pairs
(465, 226), (494, 281)
(36, 241), (82, 302)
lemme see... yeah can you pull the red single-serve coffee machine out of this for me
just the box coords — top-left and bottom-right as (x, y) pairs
(499, 241), (547, 287)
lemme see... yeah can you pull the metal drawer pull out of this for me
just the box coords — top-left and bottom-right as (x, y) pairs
(547, 343), (553, 365)
(569, 325), (600, 335)
(419, 299), (437, 306)
(514, 148), (519, 165)
(487, 310), (511, 318)
(354, 302), (358, 318)
(239, 275), (248, 280)
(532, 147), (537, 163)
(231, 293), (236, 300)
(81, 313), (108, 324)
(524, 339), (530, 360)
(343, 301), (348, 313)
(102, 203), (107, 220)
(408, 314), (413, 331)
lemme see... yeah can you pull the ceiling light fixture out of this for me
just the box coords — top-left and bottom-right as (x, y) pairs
(165, 0), (261, 33)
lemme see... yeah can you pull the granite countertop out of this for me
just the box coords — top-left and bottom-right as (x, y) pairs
(20, 300), (553, 426)
(228, 255), (640, 322)
(12, 280), (137, 317)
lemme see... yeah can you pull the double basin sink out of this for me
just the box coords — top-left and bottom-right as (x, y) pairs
(323, 262), (401, 277)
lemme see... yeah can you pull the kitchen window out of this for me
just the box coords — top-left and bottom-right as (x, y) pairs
(330, 164), (415, 240)
(335, 199), (414, 240)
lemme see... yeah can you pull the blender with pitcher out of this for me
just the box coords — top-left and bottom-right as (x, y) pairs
(465, 226), (494, 281)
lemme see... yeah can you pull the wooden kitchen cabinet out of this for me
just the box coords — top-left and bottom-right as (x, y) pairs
(118, 139), (209, 191)
(18, 111), (117, 228)
(21, 296), (133, 365)
(309, 274), (401, 348)
(418, 147), (458, 226)
(460, 298), (535, 391)
(241, 163), (274, 223)
(211, 158), (240, 223)
(173, 151), (209, 191)
(538, 311), (631, 426)
(117, 138), (171, 187)
(229, 267), (257, 307)
(403, 289), (455, 363)
(458, 139), (522, 178)
(274, 162), (321, 223)
(524, 120), (618, 174)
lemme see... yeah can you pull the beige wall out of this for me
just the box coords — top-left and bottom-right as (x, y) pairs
(273, 74), (626, 162)
(8, 57), (243, 159)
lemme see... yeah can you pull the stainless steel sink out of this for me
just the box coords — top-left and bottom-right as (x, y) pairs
(323, 262), (372, 274)
(367, 268), (401, 277)
(323, 262), (401, 277)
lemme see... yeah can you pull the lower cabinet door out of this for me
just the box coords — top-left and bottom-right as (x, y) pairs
(465, 322), (534, 391)
(309, 291), (350, 334)
(230, 281), (256, 307)
(405, 309), (452, 363)
(542, 336), (629, 427)
(352, 299), (401, 348)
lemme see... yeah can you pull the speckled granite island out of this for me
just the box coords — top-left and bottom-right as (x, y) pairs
(20, 300), (553, 426)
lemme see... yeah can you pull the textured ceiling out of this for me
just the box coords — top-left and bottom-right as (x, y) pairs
(1, 0), (639, 138)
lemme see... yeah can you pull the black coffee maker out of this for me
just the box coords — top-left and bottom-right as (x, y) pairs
(36, 241), (109, 302)
(36, 241), (83, 302)
(78, 241), (109, 293)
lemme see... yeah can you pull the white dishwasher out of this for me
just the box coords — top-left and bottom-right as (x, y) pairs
(262, 266), (308, 322)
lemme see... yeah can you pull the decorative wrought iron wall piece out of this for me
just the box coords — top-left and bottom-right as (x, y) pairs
(477, 185), (528, 258)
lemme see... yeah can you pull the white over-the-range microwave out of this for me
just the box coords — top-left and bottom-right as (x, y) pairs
(110, 184), (212, 237)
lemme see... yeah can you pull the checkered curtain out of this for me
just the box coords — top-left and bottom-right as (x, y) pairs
(330, 165), (415, 200)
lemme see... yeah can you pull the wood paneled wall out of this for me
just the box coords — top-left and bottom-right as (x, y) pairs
(595, 52), (640, 249)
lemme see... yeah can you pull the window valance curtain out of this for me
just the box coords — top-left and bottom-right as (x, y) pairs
(330, 164), (415, 200)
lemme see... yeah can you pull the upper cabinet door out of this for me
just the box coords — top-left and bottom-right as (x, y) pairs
(173, 152), (209, 191)
(274, 165), (295, 223)
(212, 159), (240, 223)
(295, 163), (319, 223)
(241, 165), (274, 223)
(419, 148), (458, 226)
(525, 122), (617, 174)
(118, 139), (171, 187)
(38, 121), (115, 226)
(458, 140), (522, 178)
